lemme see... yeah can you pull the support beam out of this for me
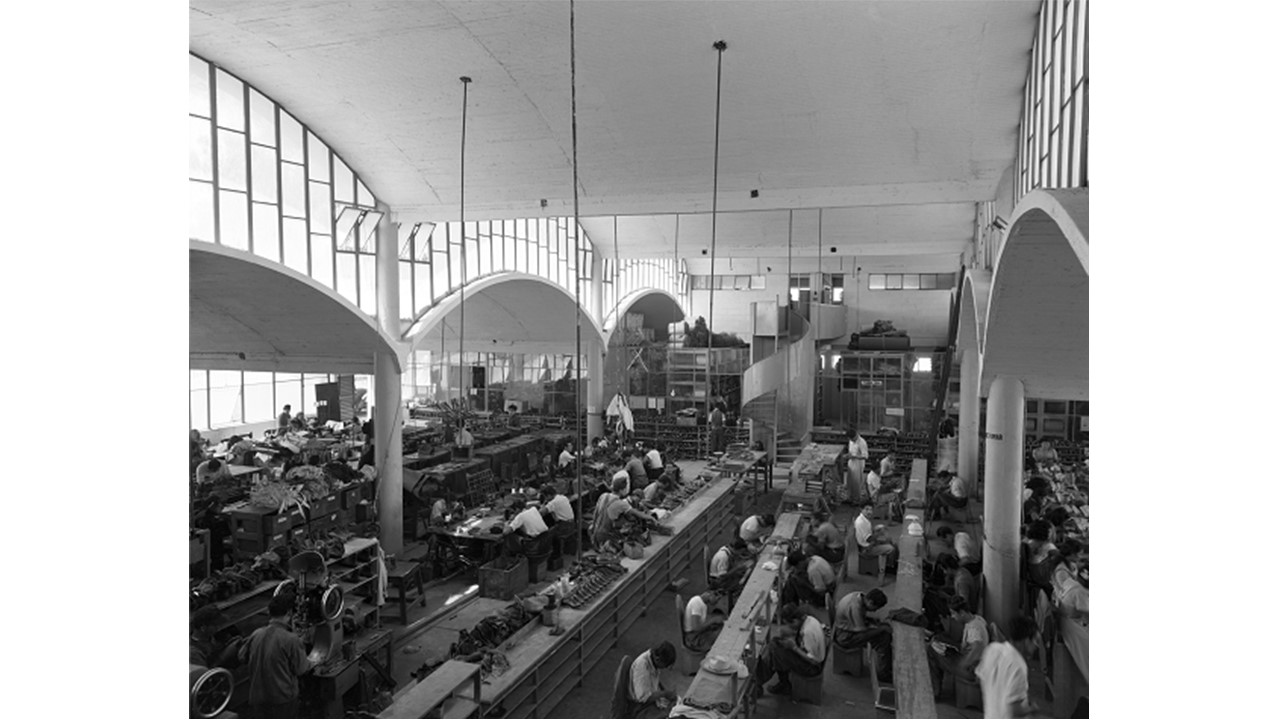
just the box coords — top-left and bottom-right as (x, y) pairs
(982, 375), (1024, 632)
(375, 350), (404, 555)
(958, 348), (980, 487)
(587, 340), (604, 441)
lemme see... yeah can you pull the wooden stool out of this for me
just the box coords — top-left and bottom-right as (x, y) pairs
(955, 675), (983, 711)
(384, 561), (425, 625)
(832, 643), (866, 677)
(856, 551), (881, 577)
(790, 669), (825, 705)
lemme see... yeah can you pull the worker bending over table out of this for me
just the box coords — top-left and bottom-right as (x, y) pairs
(810, 509), (845, 565)
(926, 470), (971, 520)
(781, 546), (835, 611)
(591, 479), (657, 551)
(926, 595), (989, 701)
(834, 588), (892, 681)
(628, 641), (678, 718)
(739, 513), (776, 552)
(753, 603), (826, 699)
(507, 498), (549, 538)
(682, 589), (728, 653)
(708, 537), (754, 593)
(643, 442), (665, 480)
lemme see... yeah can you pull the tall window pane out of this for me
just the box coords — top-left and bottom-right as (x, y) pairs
(358, 254), (377, 315)
(414, 262), (433, 314)
(252, 203), (280, 263)
(336, 252), (358, 305)
(215, 70), (244, 131)
(309, 180), (332, 232)
(218, 190), (249, 250)
(190, 117), (213, 180)
(283, 218), (308, 274)
(281, 162), (306, 218)
(249, 89), (275, 147)
(190, 55), (211, 118)
(216, 129), (247, 191)
(275, 374), (302, 415)
(307, 132), (330, 182)
(190, 181), (215, 242)
(311, 234), (334, 288)
(250, 145), (278, 203)
(209, 370), (243, 428)
(279, 112), (304, 163)
(244, 371), (275, 424)
(399, 261), (414, 320)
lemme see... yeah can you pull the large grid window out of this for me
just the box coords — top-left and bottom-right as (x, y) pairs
(190, 54), (382, 313)
(601, 257), (688, 331)
(403, 350), (590, 414)
(690, 274), (764, 291)
(868, 273), (956, 291)
(1016, 0), (1088, 203)
(189, 370), (367, 432)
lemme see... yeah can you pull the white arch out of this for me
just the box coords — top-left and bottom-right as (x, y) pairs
(602, 288), (687, 346)
(403, 272), (606, 352)
(190, 240), (406, 373)
(980, 188), (1089, 399)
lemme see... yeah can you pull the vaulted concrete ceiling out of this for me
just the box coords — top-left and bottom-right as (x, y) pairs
(411, 278), (602, 357)
(190, 0), (1039, 258)
(191, 244), (401, 374)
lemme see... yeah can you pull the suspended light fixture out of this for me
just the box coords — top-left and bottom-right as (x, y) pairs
(457, 76), (472, 417)
(569, 0), (585, 561)
(705, 39), (727, 456)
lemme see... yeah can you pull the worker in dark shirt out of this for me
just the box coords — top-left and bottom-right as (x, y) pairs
(190, 605), (242, 669)
(238, 594), (313, 718)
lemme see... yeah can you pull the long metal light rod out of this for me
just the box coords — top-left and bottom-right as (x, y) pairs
(706, 40), (727, 453)
(458, 76), (472, 417)
(569, 0), (584, 562)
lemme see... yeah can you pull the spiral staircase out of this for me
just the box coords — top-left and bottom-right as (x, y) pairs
(740, 304), (815, 477)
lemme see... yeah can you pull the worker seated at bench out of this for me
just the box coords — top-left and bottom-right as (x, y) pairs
(539, 485), (575, 531)
(682, 589), (728, 653)
(809, 510), (846, 565)
(708, 537), (754, 593)
(643, 442), (666, 481)
(834, 588), (892, 680)
(591, 481), (657, 551)
(642, 472), (677, 505)
(1024, 519), (1060, 596)
(629, 641), (679, 718)
(781, 546), (835, 611)
(926, 595), (989, 700)
(851, 504), (899, 571)
(936, 526), (981, 575)
(505, 498), (549, 539)
(753, 603), (826, 698)
(926, 470), (970, 520)
(739, 513), (776, 553)
(922, 553), (979, 631)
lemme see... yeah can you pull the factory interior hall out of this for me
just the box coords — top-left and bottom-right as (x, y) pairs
(179, 2), (1094, 718)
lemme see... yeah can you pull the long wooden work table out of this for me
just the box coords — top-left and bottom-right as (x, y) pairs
(415, 468), (740, 719)
(678, 512), (807, 717)
(890, 504), (937, 718)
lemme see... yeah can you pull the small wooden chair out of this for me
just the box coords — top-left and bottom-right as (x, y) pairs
(383, 559), (425, 625)
(611, 654), (634, 719)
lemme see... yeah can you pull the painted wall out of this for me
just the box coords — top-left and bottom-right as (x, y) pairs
(687, 254), (958, 348)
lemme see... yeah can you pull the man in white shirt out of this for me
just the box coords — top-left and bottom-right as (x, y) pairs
(851, 505), (898, 568)
(629, 641), (677, 717)
(558, 442), (577, 469)
(539, 486), (574, 524)
(975, 617), (1037, 718)
(834, 588), (892, 679)
(643, 443), (665, 480)
(507, 500), (548, 538)
(938, 526), (981, 574)
(754, 603), (826, 697)
(739, 513), (776, 546)
(845, 428), (869, 504)
(611, 467), (632, 499)
(709, 538), (753, 592)
(195, 458), (233, 486)
(682, 590), (727, 653)
(927, 470), (970, 520)
(928, 595), (989, 699)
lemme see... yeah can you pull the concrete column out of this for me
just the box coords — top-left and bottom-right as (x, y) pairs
(374, 204), (405, 555)
(375, 351), (404, 555)
(588, 252), (605, 441)
(958, 348), (981, 487)
(587, 339), (604, 441)
(982, 375), (1025, 632)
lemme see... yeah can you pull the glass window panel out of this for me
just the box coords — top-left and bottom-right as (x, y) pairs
(209, 370), (243, 427)
(919, 273), (937, 290)
(358, 254), (378, 315)
(415, 225), (434, 261)
(1073, 96), (1084, 183)
(465, 237), (479, 280)
(218, 190), (249, 250)
(244, 371), (275, 423)
(279, 111), (304, 163)
(248, 89), (275, 147)
(335, 208), (359, 252)
(432, 252), (449, 300)
(517, 239), (528, 273)
(252, 202), (280, 263)
(309, 180), (332, 233)
(414, 262), (432, 314)
(216, 129), (247, 191)
(902, 274), (920, 290)
(191, 388), (209, 430)
(1043, 418), (1066, 433)
(479, 238), (492, 275)
(357, 180), (374, 208)
(190, 117), (213, 180)
(400, 261), (414, 320)
(215, 70), (244, 131)
(283, 218), (308, 274)
(189, 55), (210, 118)
(307, 132), (330, 182)
(191, 369), (209, 390)
(885, 274), (902, 290)
(310, 234), (334, 288)
(333, 157), (353, 204)
(275, 374), (302, 414)
(250, 145), (278, 203)
(504, 236), (516, 271)
(336, 252), (358, 304)
(449, 244), (462, 287)
(281, 162), (306, 218)
(190, 181), (215, 242)
(303, 374), (327, 418)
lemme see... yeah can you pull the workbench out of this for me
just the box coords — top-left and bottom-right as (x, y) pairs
(713, 450), (771, 506)
(889, 524), (936, 718)
(679, 512), (807, 717)
(307, 627), (395, 718)
(417, 467), (738, 719)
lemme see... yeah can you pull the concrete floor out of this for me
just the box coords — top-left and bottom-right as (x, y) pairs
(378, 473), (1052, 718)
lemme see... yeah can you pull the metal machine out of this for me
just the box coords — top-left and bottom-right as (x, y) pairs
(274, 550), (346, 664)
(188, 663), (233, 718)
